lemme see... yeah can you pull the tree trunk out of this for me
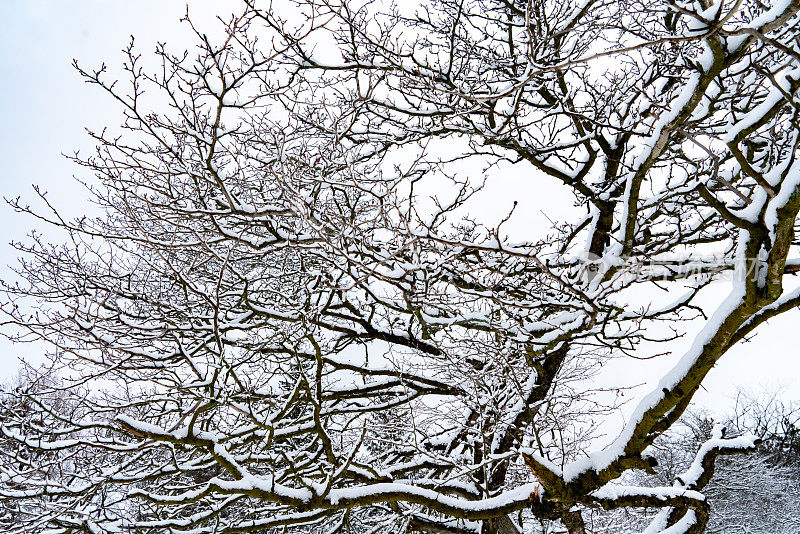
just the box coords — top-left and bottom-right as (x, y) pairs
(482, 515), (520, 534)
(562, 510), (586, 534)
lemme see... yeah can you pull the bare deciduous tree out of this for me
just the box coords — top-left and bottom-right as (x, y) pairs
(2, 0), (800, 532)
(585, 393), (800, 533)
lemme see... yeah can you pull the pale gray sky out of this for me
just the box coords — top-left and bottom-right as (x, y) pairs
(0, 1), (796, 414)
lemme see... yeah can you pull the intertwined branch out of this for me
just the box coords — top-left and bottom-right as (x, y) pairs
(2, 1), (800, 533)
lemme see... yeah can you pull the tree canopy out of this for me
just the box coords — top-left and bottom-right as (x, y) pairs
(2, 1), (800, 533)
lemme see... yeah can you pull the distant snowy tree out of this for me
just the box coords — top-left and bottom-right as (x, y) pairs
(2, 1), (800, 533)
(586, 393), (800, 533)
(700, 393), (800, 533)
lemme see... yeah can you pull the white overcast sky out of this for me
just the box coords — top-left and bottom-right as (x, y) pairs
(0, 0), (220, 379)
(0, 1), (797, 415)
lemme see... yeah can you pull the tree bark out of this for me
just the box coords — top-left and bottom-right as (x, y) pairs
(562, 510), (586, 534)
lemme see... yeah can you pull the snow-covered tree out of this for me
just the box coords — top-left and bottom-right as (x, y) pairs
(700, 392), (800, 533)
(586, 393), (800, 533)
(2, 1), (800, 532)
